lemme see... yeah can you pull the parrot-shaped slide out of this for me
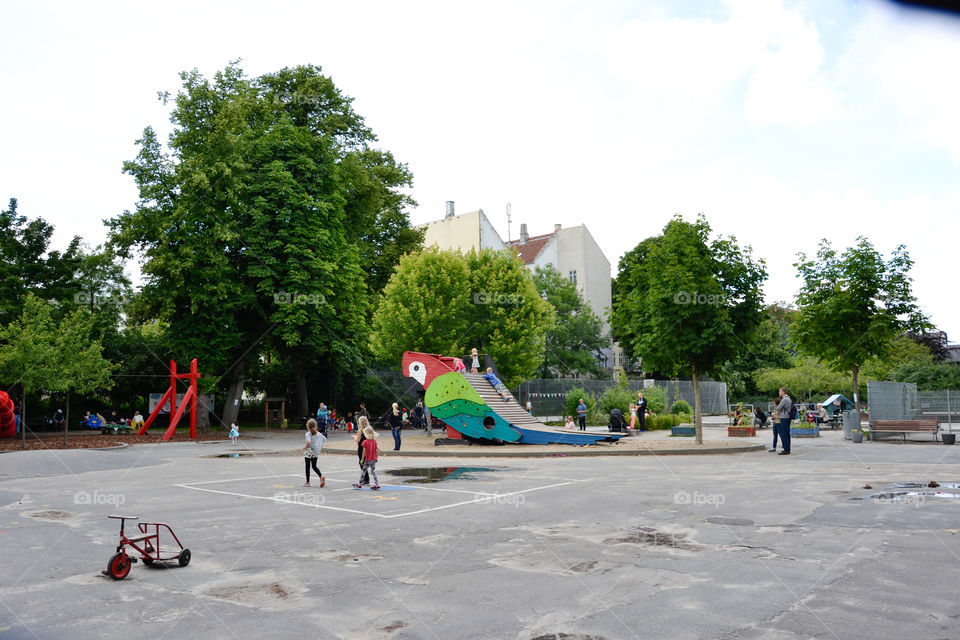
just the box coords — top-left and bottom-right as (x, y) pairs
(403, 352), (623, 446)
(0, 390), (16, 438)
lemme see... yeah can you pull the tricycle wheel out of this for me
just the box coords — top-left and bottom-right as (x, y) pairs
(141, 556), (154, 566)
(178, 549), (191, 567)
(107, 553), (131, 580)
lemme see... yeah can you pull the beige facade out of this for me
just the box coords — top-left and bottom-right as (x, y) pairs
(420, 206), (508, 254)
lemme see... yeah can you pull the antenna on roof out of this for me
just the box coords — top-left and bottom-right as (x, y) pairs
(506, 202), (512, 242)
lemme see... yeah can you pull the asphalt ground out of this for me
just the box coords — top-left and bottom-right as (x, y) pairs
(1, 428), (959, 640)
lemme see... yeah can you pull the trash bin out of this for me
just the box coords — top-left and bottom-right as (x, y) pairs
(842, 409), (860, 440)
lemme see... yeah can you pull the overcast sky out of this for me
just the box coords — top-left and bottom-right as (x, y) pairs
(2, 0), (958, 338)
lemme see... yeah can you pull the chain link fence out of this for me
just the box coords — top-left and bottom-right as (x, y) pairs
(516, 378), (727, 418)
(867, 380), (960, 429)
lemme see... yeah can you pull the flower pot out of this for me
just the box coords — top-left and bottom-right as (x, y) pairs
(851, 431), (863, 443)
(942, 433), (956, 445)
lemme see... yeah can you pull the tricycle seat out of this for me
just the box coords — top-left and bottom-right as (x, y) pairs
(126, 534), (154, 543)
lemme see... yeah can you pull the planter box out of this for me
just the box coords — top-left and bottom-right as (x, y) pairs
(728, 426), (756, 437)
(790, 426), (819, 438)
(671, 426), (696, 437)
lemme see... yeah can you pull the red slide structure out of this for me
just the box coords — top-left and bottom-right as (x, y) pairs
(136, 359), (199, 441)
(0, 390), (15, 438)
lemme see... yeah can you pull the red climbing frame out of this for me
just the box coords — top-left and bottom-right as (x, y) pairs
(137, 359), (199, 441)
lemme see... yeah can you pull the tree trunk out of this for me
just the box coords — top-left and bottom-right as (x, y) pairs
(292, 354), (309, 418)
(692, 366), (703, 445)
(221, 362), (246, 427)
(64, 390), (71, 446)
(197, 394), (211, 432)
(20, 389), (26, 450)
(852, 364), (860, 412)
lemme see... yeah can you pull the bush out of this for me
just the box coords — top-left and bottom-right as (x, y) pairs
(646, 414), (682, 430)
(642, 386), (666, 415)
(600, 382), (634, 415)
(671, 400), (692, 415)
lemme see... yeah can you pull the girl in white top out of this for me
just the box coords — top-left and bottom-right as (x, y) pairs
(302, 418), (327, 487)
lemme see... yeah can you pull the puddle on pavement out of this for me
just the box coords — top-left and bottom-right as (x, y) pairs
(386, 466), (507, 483)
(205, 450), (270, 459)
(850, 481), (960, 502)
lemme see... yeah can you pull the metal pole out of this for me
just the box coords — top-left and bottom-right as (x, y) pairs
(948, 389), (952, 435)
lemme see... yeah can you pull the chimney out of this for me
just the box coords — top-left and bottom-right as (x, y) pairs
(520, 223), (529, 243)
(554, 223), (562, 232)
(445, 201), (455, 219)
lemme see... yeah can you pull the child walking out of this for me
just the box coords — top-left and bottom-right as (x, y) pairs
(302, 418), (326, 487)
(354, 425), (380, 490)
(229, 422), (239, 445)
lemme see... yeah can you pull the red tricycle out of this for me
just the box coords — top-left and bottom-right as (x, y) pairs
(102, 514), (191, 580)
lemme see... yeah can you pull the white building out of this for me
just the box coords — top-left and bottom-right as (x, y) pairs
(419, 201), (623, 377)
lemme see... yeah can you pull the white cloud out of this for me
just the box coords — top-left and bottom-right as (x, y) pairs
(601, 0), (840, 130)
(844, 4), (960, 162)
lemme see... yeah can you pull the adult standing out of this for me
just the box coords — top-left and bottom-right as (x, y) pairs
(386, 402), (403, 451)
(775, 387), (793, 456)
(13, 398), (22, 435)
(414, 400), (425, 430)
(423, 402), (433, 436)
(636, 391), (648, 432)
(576, 398), (587, 431)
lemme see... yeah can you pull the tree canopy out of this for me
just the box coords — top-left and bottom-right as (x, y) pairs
(109, 63), (421, 420)
(532, 264), (607, 378)
(611, 214), (766, 443)
(792, 238), (928, 410)
(370, 247), (554, 387)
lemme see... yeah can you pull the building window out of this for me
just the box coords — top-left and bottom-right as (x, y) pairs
(568, 270), (577, 284)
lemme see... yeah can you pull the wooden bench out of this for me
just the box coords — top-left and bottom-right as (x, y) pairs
(870, 420), (940, 443)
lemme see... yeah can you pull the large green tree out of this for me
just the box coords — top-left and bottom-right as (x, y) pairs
(0, 295), (113, 448)
(792, 238), (928, 411)
(532, 264), (607, 378)
(51, 303), (115, 444)
(370, 248), (554, 387)
(110, 63), (419, 421)
(611, 215), (766, 443)
(0, 198), (82, 326)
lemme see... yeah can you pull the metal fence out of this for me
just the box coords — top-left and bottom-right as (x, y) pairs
(867, 381), (960, 428)
(516, 378), (728, 418)
(867, 381), (918, 422)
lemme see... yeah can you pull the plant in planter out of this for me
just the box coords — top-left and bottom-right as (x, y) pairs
(850, 428), (864, 443)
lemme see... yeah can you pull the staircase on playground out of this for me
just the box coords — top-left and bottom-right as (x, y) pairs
(462, 373), (542, 427)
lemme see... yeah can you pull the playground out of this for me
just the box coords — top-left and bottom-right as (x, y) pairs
(2, 427), (960, 640)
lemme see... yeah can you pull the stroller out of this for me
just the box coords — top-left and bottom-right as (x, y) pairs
(608, 408), (627, 432)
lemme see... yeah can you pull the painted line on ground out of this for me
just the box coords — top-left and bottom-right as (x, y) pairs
(174, 477), (576, 519)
